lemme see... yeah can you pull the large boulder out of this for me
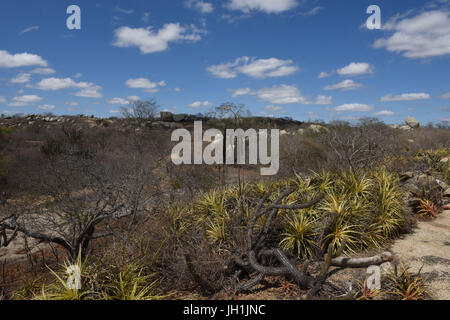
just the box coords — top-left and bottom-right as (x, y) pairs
(308, 124), (329, 134)
(399, 125), (412, 131)
(160, 112), (174, 122)
(405, 117), (420, 129)
(173, 114), (187, 122)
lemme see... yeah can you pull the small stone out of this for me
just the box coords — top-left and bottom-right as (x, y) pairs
(444, 188), (450, 198)
(400, 172), (414, 181)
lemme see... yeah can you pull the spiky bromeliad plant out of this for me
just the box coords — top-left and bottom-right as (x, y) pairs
(417, 199), (441, 220)
(369, 168), (405, 240)
(386, 264), (431, 300)
(102, 263), (162, 300)
(175, 166), (406, 266)
(34, 249), (92, 300)
(280, 210), (318, 258)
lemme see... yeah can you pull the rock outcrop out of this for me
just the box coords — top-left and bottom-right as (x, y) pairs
(405, 116), (420, 129)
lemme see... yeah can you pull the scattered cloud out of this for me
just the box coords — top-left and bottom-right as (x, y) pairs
(337, 62), (374, 76)
(186, 1), (214, 13)
(31, 68), (55, 75)
(65, 101), (79, 106)
(11, 73), (31, 84)
(334, 103), (374, 112)
(8, 94), (43, 107)
(112, 23), (205, 54)
(319, 62), (374, 80)
(74, 72), (83, 79)
(33, 77), (103, 98)
(0, 50), (48, 68)
(226, 0), (298, 14)
(174, 88), (181, 92)
(207, 57), (299, 79)
(142, 12), (150, 23)
(374, 10), (450, 58)
(189, 101), (213, 108)
(108, 97), (131, 105)
(441, 92), (450, 99)
(380, 93), (430, 101)
(0, 97), (6, 103)
(38, 104), (56, 110)
(232, 85), (331, 105)
(231, 88), (252, 97)
(299, 6), (324, 16)
(324, 79), (364, 91)
(260, 105), (288, 116)
(116, 6), (134, 14)
(252, 85), (308, 104)
(318, 71), (332, 79)
(125, 78), (166, 93)
(19, 26), (39, 35)
(127, 95), (141, 102)
(314, 95), (333, 105)
(75, 86), (103, 98)
(374, 110), (396, 116)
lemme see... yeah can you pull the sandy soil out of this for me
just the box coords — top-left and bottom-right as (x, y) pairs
(387, 209), (450, 300)
(0, 232), (49, 264)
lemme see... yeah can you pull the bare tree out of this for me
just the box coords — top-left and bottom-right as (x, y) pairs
(227, 189), (392, 299)
(120, 99), (159, 128)
(208, 102), (250, 128)
(0, 127), (161, 261)
(325, 118), (395, 171)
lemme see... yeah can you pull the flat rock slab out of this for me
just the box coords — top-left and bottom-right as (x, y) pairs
(389, 210), (450, 299)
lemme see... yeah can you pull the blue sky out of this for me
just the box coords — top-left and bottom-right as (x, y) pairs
(0, 0), (449, 124)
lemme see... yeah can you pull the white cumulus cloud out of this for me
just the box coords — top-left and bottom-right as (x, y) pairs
(233, 85), (331, 105)
(324, 80), (364, 91)
(189, 101), (213, 108)
(0, 50), (48, 68)
(125, 78), (166, 93)
(11, 73), (31, 84)
(208, 57), (299, 79)
(374, 10), (450, 58)
(31, 68), (55, 75)
(227, 0), (298, 13)
(112, 23), (205, 54)
(231, 88), (252, 97)
(380, 93), (430, 102)
(337, 62), (374, 76)
(33, 77), (103, 98)
(253, 85), (308, 104)
(38, 104), (56, 110)
(186, 0), (214, 13)
(8, 95), (43, 107)
(374, 110), (396, 116)
(108, 97), (131, 105)
(314, 95), (333, 105)
(334, 103), (374, 112)
(318, 71), (332, 79)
